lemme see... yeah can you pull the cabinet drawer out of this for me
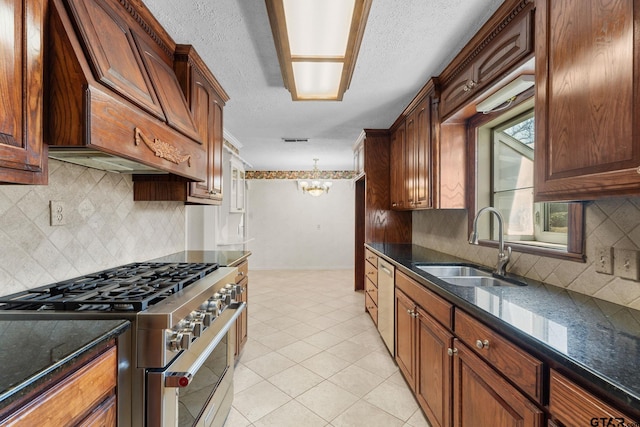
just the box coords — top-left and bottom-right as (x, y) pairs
(365, 278), (378, 305)
(235, 260), (249, 283)
(454, 309), (543, 403)
(2, 346), (117, 426)
(365, 248), (379, 267)
(549, 370), (636, 427)
(365, 260), (378, 286)
(365, 293), (378, 325)
(395, 271), (452, 329)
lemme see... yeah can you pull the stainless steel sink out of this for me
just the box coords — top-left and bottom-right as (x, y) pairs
(441, 276), (524, 287)
(416, 265), (490, 277)
(415, 264), (526, 287)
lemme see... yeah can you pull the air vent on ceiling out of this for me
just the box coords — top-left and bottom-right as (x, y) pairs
(282, 138), (309, 143)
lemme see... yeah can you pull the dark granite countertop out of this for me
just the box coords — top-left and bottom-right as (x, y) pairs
(0, 319), (130, 412)
(149, 250), (251, 267)
(367, 243), (640, 415)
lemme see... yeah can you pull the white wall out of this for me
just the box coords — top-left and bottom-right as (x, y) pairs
(247, 179), (354, 269)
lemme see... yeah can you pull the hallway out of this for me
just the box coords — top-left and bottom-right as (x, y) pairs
(225, 269), (430, 427)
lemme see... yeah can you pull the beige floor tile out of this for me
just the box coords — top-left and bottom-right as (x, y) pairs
(253, 400), (327, 427)
(276, 340), (323, 363)
(247, 321), (278, 338)
(327, 364), (386, 397)
(364, 379), (419, 421)
(303, 331), (345, 349)
(324, 322), (368, 340)
(354, 349), (399, 379)
(282, 322), (322, 339)
(238, 339), (272, 363)
(253, 330), (298, 350)
(261, 315), (301, 331)
(406, 408), (431, 427)
(233, 381), (291, 422)
(243, 351), (296, 378)
(300, 351), (351, 379)
(224, 407), (252, 427)
(296, 381), (359, 421)
(303, 314), (343, 330)
(268, 364), (324, 397)
(233, 363), (264, 394)
(325, 339), (376, 363)
(331, 400), (404, 427)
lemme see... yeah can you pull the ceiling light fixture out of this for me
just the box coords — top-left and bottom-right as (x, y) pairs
(265, 0), (372, 101)
(299, 158), (332, 196)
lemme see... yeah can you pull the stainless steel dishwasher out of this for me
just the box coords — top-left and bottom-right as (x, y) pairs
(377, 258), (395, 356)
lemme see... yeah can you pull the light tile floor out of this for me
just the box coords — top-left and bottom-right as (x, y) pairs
(224, 270), (431, 427)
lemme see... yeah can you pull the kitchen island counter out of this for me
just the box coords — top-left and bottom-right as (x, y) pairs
(0, 319), (130, 413)
(367, 242), (640, 417)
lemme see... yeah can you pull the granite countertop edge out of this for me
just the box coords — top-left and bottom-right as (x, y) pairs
(148, 250), (251, 267)
(366, 242), (640, 414)
(0, 320), (130, 413)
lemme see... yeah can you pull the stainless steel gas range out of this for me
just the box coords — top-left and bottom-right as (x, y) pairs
(0, 262), (245, 427)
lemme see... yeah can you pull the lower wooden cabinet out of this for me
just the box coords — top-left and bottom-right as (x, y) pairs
(234, 260), (249, 358)
(1, 345), (117, 426)
(416, 305), (453, 427)
(549, 370), (637, 427)
(452, 340), (543, 427)
(395, 286), (454, 427)
(395, 289), (416, 390)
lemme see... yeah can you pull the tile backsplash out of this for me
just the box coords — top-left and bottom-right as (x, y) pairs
(413, 198), (640, 310)
(0, 159), (185, 296)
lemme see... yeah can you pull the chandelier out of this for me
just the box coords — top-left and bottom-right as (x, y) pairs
(299, 159), (332, 196)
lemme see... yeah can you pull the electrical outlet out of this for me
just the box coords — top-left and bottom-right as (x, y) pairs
(595, 246), (613, 274)
(613, 248), (640, 280)
(49, 200), (66, 226)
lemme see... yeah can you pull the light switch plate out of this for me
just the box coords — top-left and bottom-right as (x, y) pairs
(595, 246), (613, 274)
(613, 248), (639, 280)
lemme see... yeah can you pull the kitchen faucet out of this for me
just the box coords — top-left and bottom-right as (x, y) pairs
(469, 206), (511, 277)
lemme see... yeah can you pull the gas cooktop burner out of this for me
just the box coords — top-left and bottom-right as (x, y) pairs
(0, 262), (219, 312)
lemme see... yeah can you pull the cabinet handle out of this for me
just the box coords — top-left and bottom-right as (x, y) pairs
(447, 348), (458, 356)
(476, 339), (490, 350)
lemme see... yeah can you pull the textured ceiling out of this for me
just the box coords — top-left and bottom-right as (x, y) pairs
(145, 0), (504, 171)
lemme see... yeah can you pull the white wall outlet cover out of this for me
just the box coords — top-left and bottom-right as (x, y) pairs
(613, 248), (640, 281)
(595, 246), (613, 275)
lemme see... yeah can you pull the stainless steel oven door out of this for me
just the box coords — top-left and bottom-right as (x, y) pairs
(147, 302), (245, 427)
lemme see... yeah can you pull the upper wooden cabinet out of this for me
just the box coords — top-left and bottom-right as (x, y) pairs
(0, 0), (48, 184)
(534, 0), (640, 201)
(390, 89), (434, 210)
(439, 0), (535, 121)
(134, 45), (229, 204)
(46, 0), (207, 181)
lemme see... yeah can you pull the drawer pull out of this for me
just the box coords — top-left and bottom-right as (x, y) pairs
(448, 348), (458, 356)
(476, 339), (490, 350)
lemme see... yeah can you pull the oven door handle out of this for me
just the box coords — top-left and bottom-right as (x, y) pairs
(164, 301), (245, 387)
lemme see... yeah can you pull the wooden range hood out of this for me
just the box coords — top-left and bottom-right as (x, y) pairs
(45, 0), (206, 181)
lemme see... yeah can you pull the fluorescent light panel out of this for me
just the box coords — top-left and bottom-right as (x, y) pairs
(266, 0), (371, 101)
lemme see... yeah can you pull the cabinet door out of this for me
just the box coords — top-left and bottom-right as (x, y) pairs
(405, 112), (417, 208)
(66, 0), (165, 120)
(413, 97), (432, 209)
(210, 101), (224, 199)
(535, 0), (640, 201)
(0, 0), (47, 184)
(452, 340), (543, 427)
(395, 289), (416, 391)
(390, 124), (407, 209)
(416, 306), (453, 427)
(186, 68), (215, 200)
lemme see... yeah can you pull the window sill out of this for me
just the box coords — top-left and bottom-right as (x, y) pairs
(477, 239), (586, 262)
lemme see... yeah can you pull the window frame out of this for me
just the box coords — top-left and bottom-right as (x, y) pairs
(466, 89), (585, 262)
